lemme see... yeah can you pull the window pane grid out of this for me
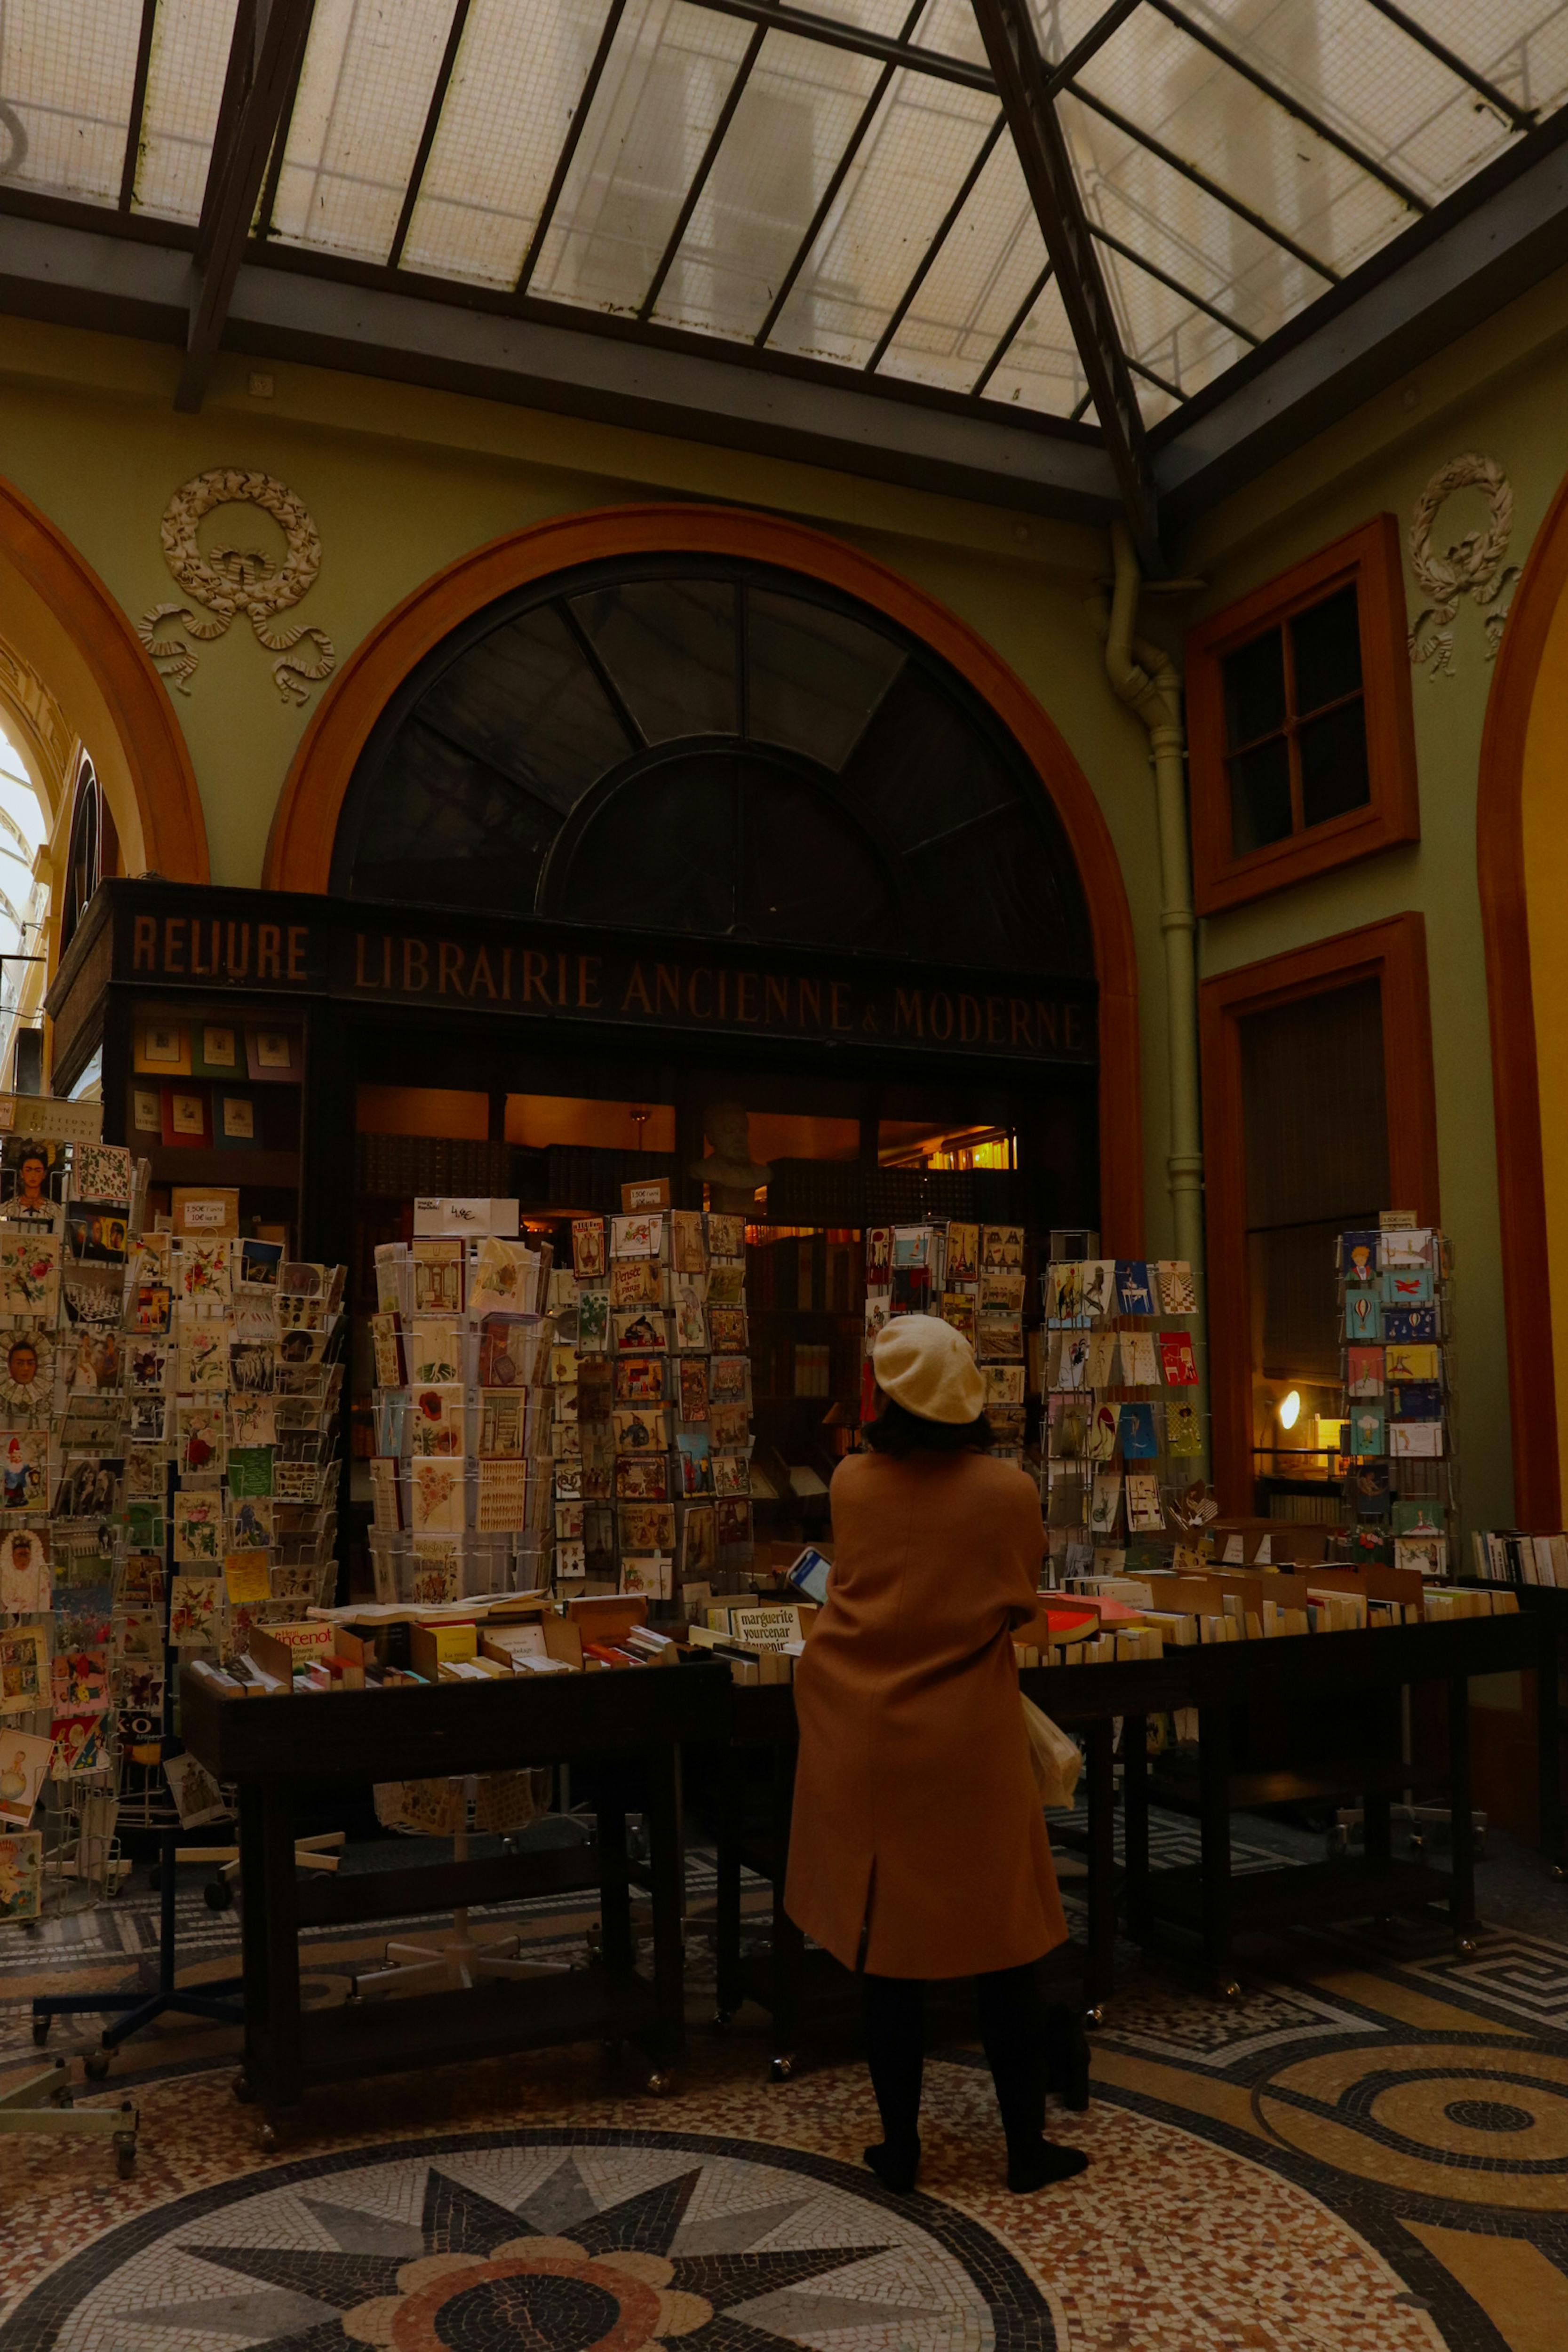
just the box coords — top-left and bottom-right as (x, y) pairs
(134, 0), (240, 224)
(1223, 589), (1369, 855)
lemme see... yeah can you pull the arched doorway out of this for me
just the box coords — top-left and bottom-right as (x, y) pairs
(1477, 468), (1568, 1526)
(0, 473), (208, 891)
(268, 506), (1142, 1248)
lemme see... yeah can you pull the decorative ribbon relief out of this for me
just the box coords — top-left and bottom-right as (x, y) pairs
(1407, 452), (1520, 676)
(138, 468), (336, 706)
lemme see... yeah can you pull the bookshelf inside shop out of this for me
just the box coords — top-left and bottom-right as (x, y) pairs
(127, 1004), (303, 1251)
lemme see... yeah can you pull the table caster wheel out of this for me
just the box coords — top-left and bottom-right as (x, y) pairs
(204, 1877), (234, 1912)
(114, 2133), (137, 2179)
(232, 2074), (257, 2104)
(769, 2053), (796, 2082)
(644, 2069), (675, 2098)
(1456, 1935), (1479, 1959)
(83, 2049), (111, 2082)
(31, 2015), (49, 2047)
(1082, 2004), (1105, 2030)
(259, 2121), (279, 2152)
(1216, 1979), (1242, 2006)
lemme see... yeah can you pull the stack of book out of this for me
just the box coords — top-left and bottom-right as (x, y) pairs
(1468, 1530), (1567, 1587)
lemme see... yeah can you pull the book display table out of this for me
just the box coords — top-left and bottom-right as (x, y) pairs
(713, 1680), (1126, 2078)
(1040, 1612), (1561, 1997)
(180, 1662), (731, 2136)
(711, 1614), (1563, 2062)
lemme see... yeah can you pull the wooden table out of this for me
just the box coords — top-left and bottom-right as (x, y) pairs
(181, 1662), (731, 2135)
(1042, 1613), (1562, 1996)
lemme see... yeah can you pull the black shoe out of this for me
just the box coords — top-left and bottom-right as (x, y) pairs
(1006, 2142), (1090, 2193)
(1043, 2004), (1091, 2113)
(864, 2139), (921, 2194)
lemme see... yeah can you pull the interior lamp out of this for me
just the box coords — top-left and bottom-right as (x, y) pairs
(1278, 1389), (1302, 1431)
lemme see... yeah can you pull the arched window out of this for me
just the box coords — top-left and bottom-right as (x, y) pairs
(332, 557), (1092, 977)
(60, 754), (115, 954)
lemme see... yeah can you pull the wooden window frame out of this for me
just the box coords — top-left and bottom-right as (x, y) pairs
(1186, 515), (1420, 915)
(1201, 914), (1440, 1516)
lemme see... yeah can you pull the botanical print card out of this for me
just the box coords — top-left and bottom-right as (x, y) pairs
(229, 1394), (276, 1449)
(0, 1231), (59, 1321)
(174, 1495), (223, 1565)
(410, 1538), (461, 1606)
(1155, 1260), (1197, 1315)
(410, 1458), (465, 1532)
(177, 1398), (226, 1479)
(410, 1384), (466, 1457)
(576, 1291), (610, 1352)
(407, 1316), (462, 1385)
(71, 1143), (132, 1206)
(174, 1238), (232, 1305)
(178, 1323), (229, 1391)
(170, 1570), (223, 1642)
(229, 1339), (276, 1394)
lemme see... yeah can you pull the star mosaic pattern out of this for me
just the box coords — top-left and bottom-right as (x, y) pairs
(8, 2129), (1051, 2352)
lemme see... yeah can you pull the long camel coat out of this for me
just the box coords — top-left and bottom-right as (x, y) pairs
(785, 1446), (1068, 1979)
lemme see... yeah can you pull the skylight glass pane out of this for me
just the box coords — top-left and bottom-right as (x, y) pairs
(766, 67), (996, 366)
(875, 137), (1051, 396)
(399, 0), (615, 287)
(980, 272), (1086, 416)
(135, 0), (239, 224)
(1413, 1), (1568, 119)
(528, 0), (755, 318)
(1197, 0), (1508, 201)
(1076, 7), (1410, 289)
(648, 28), (882, 341)
(270, 0), (454, 262)
(1059, 85), (1311, 349)
(1092, 229), (1251, 405)
(0, 0), (142, 205)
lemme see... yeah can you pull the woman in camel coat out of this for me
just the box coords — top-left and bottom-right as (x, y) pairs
(786, 1313), (1087, 2195)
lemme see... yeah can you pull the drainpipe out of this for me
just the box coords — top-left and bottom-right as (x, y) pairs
(1094, 522), (1209, 1471)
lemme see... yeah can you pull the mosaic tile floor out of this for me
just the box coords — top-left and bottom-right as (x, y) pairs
(1, 1817), (1566, 2352)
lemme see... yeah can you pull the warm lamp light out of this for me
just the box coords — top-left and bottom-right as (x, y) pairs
(1278, 1389), (1302, 1431)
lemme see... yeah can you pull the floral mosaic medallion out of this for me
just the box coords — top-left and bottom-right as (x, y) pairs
(0, 2128), (1050, 2352)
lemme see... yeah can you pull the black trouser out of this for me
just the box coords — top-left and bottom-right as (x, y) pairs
(861, 1962), (1047, 2161)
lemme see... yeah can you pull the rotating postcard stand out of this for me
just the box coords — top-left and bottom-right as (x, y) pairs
(33, 1467), (244, 2061)
(349, 1771), (560, 2000)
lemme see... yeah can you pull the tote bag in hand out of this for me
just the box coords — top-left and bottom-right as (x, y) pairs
(1021, 1695), (1082, 1809)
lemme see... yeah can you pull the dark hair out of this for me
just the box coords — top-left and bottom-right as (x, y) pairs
(862, 1398), (995, 1458)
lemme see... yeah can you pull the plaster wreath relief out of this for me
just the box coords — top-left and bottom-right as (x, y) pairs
(137, 468), (336, 706)
(1407, 452), (1520, 676)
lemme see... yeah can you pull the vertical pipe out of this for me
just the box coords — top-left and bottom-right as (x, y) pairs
(1097, 523), (1209, 1475)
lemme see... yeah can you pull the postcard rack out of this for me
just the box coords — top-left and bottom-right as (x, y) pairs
(1338, 1220), (1457, 1581)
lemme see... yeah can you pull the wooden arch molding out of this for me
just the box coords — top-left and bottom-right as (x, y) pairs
(0, 474), (208, 883)
(267, 504), (1144, 1248)
(1476, 467), (1568, 1528)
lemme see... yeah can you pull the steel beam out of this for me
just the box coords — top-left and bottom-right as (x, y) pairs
(118, 0), (160, 213)
(688, 0), (991, 91)
(176, 0), (315, 413)
(388, 0), (471, 270)
(0, 209), (1116, 520)
(971, 0), (1163, 567)
(516, 0), (629, 297)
